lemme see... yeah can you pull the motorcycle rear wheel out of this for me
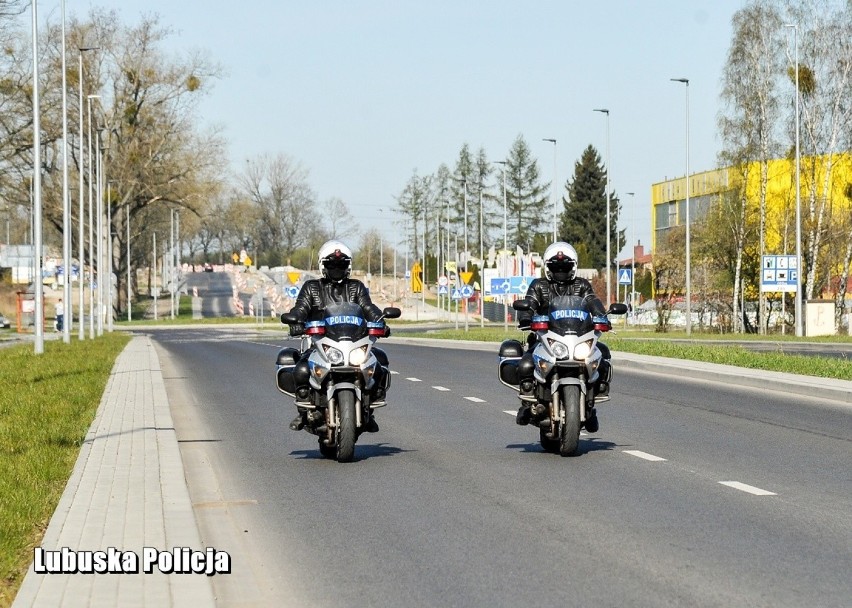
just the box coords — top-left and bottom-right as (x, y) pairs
(559, 385), (581, 456)
(336, 389), (357, 462)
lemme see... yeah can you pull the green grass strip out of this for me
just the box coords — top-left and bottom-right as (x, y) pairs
(0, 333), (130, 606)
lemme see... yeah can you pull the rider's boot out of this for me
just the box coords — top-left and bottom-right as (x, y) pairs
(365, 410), (380, 433)
(585, 408), (600, 433)
(289, 408), (307, 431)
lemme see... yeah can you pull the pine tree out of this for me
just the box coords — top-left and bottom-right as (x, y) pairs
(560, 145), (624, 269)
(505, 134), (549, 250)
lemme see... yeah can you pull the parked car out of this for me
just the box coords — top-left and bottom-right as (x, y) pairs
(203, 262), (214, 272)
(0, 313), (11, 329)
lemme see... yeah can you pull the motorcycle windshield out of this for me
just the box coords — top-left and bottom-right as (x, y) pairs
(322, 303), (368, 341)
(547, 294), (594, 336)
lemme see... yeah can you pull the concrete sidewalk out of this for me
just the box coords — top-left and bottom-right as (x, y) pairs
(13, 336), (216, 607)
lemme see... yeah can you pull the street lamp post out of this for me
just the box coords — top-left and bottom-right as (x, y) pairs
(543, 139), (557, 242)
(626, 192), (636, 325)
(786, 24), (802, 337)
(60, 0), (71, 343)
(496, 160), (509, 331)
(86, 94), (100, 339)
(593, 109), (611, 305)
(31, 0), (44, 353)
(670, 78), (691, 335)
(77, 47), (97, 340)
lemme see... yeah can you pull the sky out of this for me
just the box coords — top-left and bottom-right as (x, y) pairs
(65, 0), (748, 261)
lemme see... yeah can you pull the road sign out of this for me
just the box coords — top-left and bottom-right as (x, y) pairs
(286, 286), (299, 298)
(438, 285), (448, 295)
(461, 285), (474, 299)
(618, 269), (632, 285)
(760, 254), (798, 293)
(438, 275), (448, 286)
(451, 288), (462, 300)
(460, 271), (474, 285)
(287, 272), (300, 284)
(490, 278), (511, 295)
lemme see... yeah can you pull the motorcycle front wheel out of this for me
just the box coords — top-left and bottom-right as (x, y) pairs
(559, 384), (581, 456)
(335, 389), (357, 462)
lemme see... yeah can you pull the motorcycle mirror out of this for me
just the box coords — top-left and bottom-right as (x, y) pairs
(607, 303), (628, 315)
(281, 312), (300, 324)
(382, 307), (402, 319)
(512, 299), (531, 312)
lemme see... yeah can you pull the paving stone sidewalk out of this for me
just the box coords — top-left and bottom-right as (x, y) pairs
(13, 336), (216, 607)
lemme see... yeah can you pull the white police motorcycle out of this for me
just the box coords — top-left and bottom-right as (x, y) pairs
(278, 302), (400, 462)
(499, 295), (627, 456)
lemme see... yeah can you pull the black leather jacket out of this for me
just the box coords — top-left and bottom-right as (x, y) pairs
(518, 277), (607, 328)
(288, 278), (383, 324)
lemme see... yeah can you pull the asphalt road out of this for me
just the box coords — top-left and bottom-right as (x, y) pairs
(145, 327), (851, 608)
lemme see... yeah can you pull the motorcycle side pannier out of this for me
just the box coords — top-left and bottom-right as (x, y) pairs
(498, 339), (524, 388)
(276, 347), (300, 396)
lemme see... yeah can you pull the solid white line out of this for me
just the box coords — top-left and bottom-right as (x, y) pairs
(464, 397), (486, 403)
(623, 450), (667, 462)
(406, 377), (422, 382)
(432, 386), (451, 391)
(719, 481), (777, 496)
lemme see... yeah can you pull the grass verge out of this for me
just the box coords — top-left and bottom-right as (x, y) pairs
(403, 326), (852, 381)
(0, 333), (130, 607)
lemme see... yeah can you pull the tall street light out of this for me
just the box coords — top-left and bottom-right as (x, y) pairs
(593, 108), (611, 305)
(626, 192), (636, 325)
(87, 94), (100, 339)
(60, 0), (71, 343)
(786, 23), (802, 337)
(496, 160), (509, 331)
(543, 138), (557, 242)
(31, 0), (44, 354)
(671, 78), (691, 335)
(77, 46), (97, 340)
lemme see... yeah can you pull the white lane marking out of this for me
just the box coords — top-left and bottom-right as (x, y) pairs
(623, 450), (667, 462)
(432, 386), (451, 391)
(406, 377), (422, 382)
(390, 370), (400, 375)
(719, 481), (777, 496)
(503, 410), (516, 416)
(465, 397), (486, 403)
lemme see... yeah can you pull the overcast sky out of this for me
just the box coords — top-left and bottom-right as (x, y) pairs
(64, 0), (752, 259)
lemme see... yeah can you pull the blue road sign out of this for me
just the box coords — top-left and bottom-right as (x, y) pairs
(286, 286), (299, 298)
(461, 285), (474, 298)
(490, 278), (511, 295)
(760, 255), (798, 293)
(451, 288), (462, 300)
(438, 285), (448, 295)
(618, 269), (632, 285)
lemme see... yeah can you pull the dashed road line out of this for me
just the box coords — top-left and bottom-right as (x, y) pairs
(432, 386), (451, 391)
(464, 397), (486, 403)
(406, 377), (422, 382)
(719, 481), (777, 496)
(623, 450), (667, 462)
(390, 370), (399, 375)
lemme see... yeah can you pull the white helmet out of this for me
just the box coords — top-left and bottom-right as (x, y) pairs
(543, 241), (578, 283)
(318, 240), (352, 282)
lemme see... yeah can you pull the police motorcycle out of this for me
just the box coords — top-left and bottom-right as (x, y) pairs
(499, 295), (627, 456)
(277, 302), (401, 462)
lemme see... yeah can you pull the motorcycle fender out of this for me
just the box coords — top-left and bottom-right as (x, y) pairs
(328, 382), (363, 427)
(551, 377), (589, 422)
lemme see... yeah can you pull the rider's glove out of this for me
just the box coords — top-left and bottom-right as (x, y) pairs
(289, 323), (305, 337)
(593, 316), (611, 332)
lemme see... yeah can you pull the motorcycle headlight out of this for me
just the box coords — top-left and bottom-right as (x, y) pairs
(324, 346), (344, 365)
(550, 341), (570, 360)
(573, 340), (593, 361)
(349, 346), (368, 366)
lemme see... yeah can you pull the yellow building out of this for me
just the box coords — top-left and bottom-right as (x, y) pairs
(651, 155), (852, 257)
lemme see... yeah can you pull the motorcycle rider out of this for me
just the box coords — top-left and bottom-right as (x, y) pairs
(284, 239), (389, 432)
(514, 241), (612, 432)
